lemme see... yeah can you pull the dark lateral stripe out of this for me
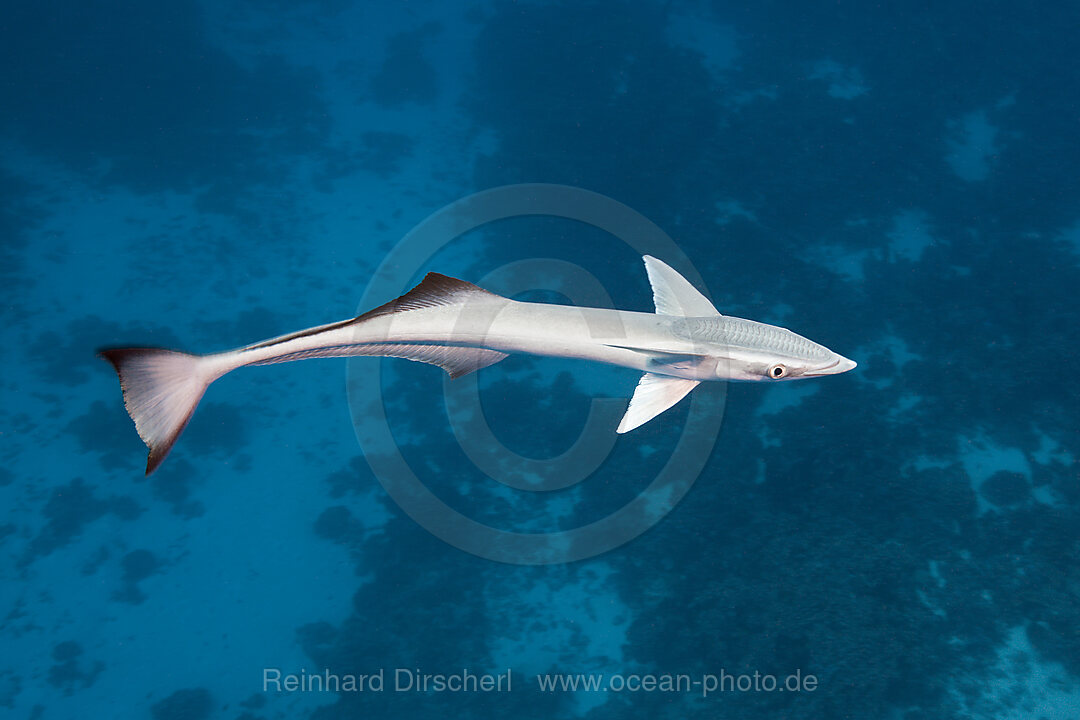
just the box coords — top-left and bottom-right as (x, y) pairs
(243, 317), (359, 351)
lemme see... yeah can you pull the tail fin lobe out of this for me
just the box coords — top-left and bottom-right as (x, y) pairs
(99, 348), (213, 475)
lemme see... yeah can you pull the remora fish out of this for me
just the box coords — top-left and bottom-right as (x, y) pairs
(101, 256), (855, 474)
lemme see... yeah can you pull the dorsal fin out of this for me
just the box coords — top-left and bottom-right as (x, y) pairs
(643, 256), (720, 317)
(247, 273), (505, 353)
(358, 272), (504, 321)
(348, 273), (508, 378)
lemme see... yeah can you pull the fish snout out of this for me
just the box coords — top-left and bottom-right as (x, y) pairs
(802, 354), (858, 377)
(834, 355), (857, 374)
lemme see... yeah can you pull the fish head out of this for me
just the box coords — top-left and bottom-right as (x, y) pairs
(714, 345), (857, 382)
(702, 321), (857, 382)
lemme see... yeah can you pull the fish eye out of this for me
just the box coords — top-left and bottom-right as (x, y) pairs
(768, 364), (787, 379)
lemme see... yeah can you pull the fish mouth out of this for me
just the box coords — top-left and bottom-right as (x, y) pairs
(801, 354), (858, 377)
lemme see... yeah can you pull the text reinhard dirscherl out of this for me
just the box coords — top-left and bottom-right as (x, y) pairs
(264, 668), (512, 694)
(262, 668), (819, 698)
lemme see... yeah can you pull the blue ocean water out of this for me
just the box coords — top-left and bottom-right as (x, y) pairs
(3, 1), (1079, 718)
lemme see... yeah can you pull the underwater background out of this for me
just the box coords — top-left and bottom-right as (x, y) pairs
(3, 1), (1079, 718)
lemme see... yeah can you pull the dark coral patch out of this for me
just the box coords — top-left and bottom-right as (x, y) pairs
(22, 479), (141, 565)
(370, 22), (441, 107)
(151, 688), (213, 720)
(113, 549), (163, 605)
(0, 2), (330, 211)
(46, 641), (104, 695)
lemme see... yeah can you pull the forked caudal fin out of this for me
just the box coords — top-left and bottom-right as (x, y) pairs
(99, 348), (217, 475)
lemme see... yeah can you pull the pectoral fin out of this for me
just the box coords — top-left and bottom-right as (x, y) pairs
(616, 372), (700, 433)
